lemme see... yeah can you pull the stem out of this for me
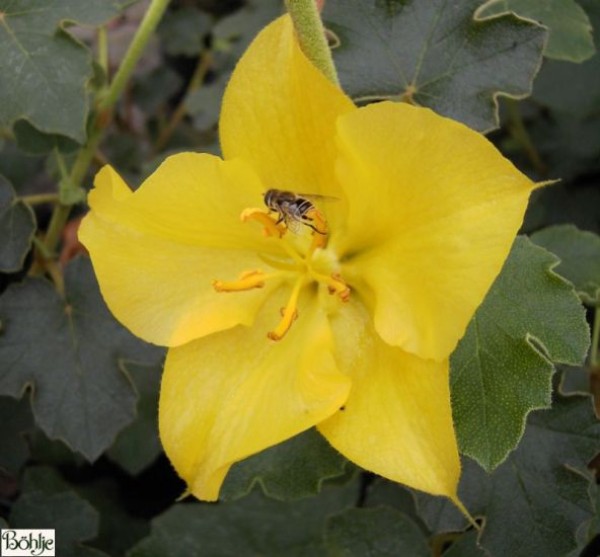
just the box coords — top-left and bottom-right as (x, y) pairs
(154, 50), (212, 153)
(505, 99), (546, 176)
(285, 0), (339, 85)
(20, 193), (60, 205)
(98, 26), (109, 76)
(40, 0), (171, 257)
(99, 0), (171, 111)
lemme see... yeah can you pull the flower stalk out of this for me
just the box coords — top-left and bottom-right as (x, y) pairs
(285, 0), (339, 85)
(41, 0), (171, 257)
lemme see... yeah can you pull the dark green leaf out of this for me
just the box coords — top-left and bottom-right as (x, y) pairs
(221, 428), (347, 501)
(322, 0), (546, 132)
(10, 491), (108, 557)
(451, 236), (590, 470)
(417, 394), (600, 557)
(476, 0), (595, 62)
(325, 507), (429, 557)
(108, 362), (163, 475)
(158, 6), (211, 57)
(212, 0), (282, 63)
(0, 175), (35, 273)
(0, 257), (164, 460)
(531, 225), (600, 305)
(13, 119), (80, 155)
(0, 395), (33, 475)
(185, 72), (229, 131)
(128, 481), (360, 557)
(23, 467), (150, 556)
(442, 530), (485, 556)
(0, 0), (119, 142)
(132, 67), (183, 114)
(532, 0), (600, 118)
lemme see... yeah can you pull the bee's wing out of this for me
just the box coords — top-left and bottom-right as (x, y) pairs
(286, 218), (305, 234)
(296, 192), (340, 202)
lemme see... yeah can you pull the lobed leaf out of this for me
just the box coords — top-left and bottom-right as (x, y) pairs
(451, 236), (590, 471)
(476, 0), (595, 62)
(416, 393), (600, 557)
(158, 6), (212, 57)
(532, 225), (600, 305)
(107, 362), (163, 476)
(128, 481), (360, 557)
(221, 428), (347, 501)
(322, 0), (546, 132)
(0, 395), (33, 475)
(10, 490), (107, 557)
(0, 0), (119, 142)
(0, 257), (163, 461)
(324, 507), (429, 557)
(0, 174), (35, 273)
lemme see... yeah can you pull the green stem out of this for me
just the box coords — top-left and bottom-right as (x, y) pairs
(41, 0), (171, 258)
(505, 99), (546, 176)
(98, 25), (109, 75)
(20, 193), (60, 205)
(99, 0), (171, 111)
(285, 0), (339, 85)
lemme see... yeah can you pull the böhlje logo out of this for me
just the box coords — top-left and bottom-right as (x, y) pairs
(0, 529), (55, 557)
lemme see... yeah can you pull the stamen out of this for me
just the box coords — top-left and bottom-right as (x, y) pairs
(310, 270), (350, 302)
(213, 270), (268, 292)
(267, 276), (305, 341)
(241, 208), (286, 238)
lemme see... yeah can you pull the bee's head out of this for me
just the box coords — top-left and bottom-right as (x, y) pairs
(263, 189), (275, 209)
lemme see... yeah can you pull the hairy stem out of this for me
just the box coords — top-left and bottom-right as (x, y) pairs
(285, 0), (339, 85)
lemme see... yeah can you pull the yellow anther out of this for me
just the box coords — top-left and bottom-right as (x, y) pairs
(241, 208), (286, 238)
(213, 270), (267, 292)
(267, 276), (305, 341)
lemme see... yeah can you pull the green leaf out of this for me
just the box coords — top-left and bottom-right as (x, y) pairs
(532, 0), (600, 118)
(158, 6), (212, 57)
(221, 428), (347, 501)
(451, 236), (590, 471)
(325, 507), (429, 557)
(0, 257), (164, 460)
(13, 119), (80, 155)
(476, 0), (595, 62)
(0, 0), (119, 142)
(10, 491), (108, 557)
(128, 481), (360, 557)
(0, 395), (33, 475)
(185, 72), (229, 131)
(416, 394), (599, 557)
(212, 0), (282, 63)
(531, 225), (600, 305)
(107, 362), (163, 475)
(442, 530), (485, 557)
(0, 174), (35, 273)
(23, 467), (150, 556)
(322, 0), (546, 132)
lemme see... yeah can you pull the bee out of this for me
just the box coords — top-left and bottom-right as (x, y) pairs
(263, 189), (330, 236)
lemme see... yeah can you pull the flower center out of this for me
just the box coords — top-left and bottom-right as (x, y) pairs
(212, 206), (350, 340)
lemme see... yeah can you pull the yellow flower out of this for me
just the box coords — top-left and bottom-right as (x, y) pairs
(79, 16), (537, 506)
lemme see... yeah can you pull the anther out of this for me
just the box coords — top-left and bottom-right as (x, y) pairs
(213, 270), (267, 292)
(240, 208), (286, 238)
(326, 273), (350, 302)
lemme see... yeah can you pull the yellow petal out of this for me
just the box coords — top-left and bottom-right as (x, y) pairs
(220, 15), (355, 202)
(159, 289), (351, 500)
(336, 102), (537, 361)
(318, 301), (460, 498)
(79, 154), (280, 347)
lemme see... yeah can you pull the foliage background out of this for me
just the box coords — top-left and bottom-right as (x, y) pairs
(0, 0), (599, 555)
